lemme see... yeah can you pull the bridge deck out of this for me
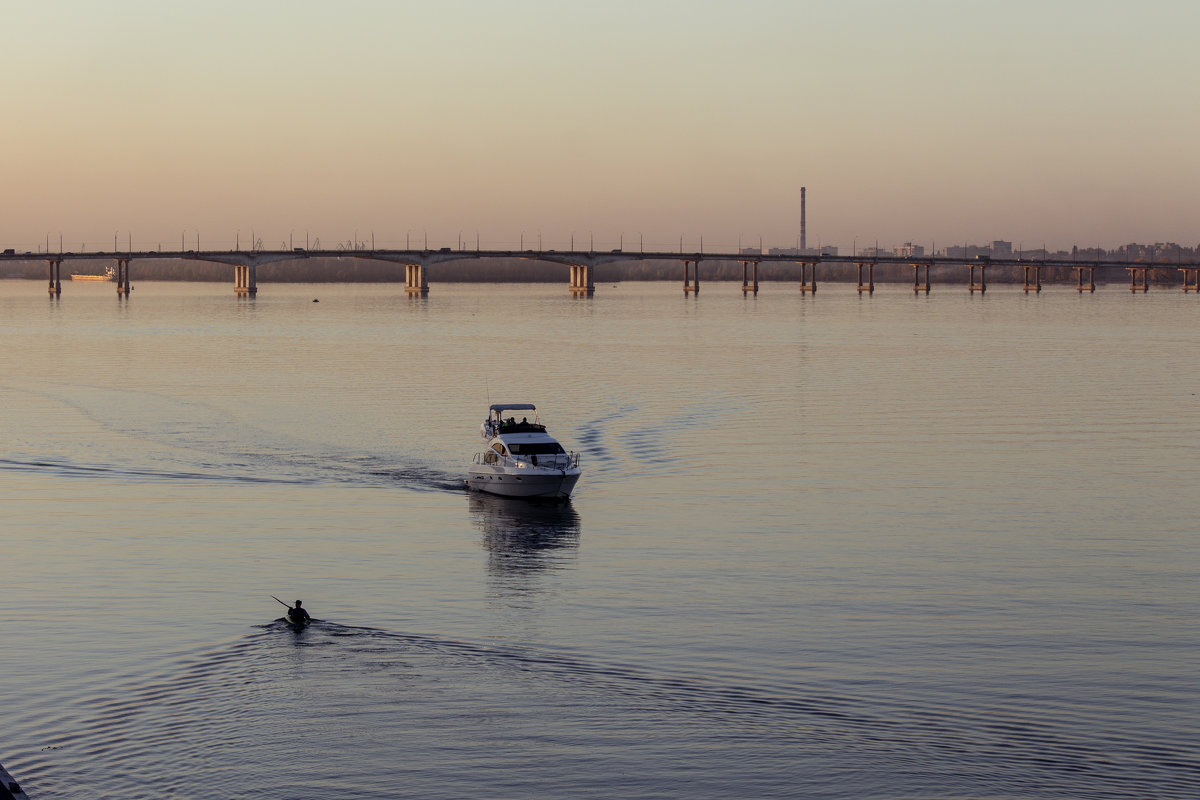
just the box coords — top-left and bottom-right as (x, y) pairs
(3, 248), (1197, 272)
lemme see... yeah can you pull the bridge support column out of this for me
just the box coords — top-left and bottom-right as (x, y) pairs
(569, 263), (594, 296)
(1075, 266), (1096, 292)
(235, 263), (257, 296)
(47, 259), (62, 296)
(1023, 264), (1042, 293)
(1180, 267), (1199, 292)
(912, 263), (930, 294)
(856, 261), (875, 294)
(115, 258), (131, 296)
(1127, 267), (1149, 293)
(406, 263), (429, 295)
(800, 261), (816, 294)
(741, 261), (759, 294)
(968, 264), (987, 294)
(682, 260), (699, 294)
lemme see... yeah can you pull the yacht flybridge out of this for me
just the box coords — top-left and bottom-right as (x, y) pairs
(468, 403), (581, 500)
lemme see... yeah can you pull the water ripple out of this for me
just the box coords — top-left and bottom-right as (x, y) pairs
(8, 624), (1191, 799)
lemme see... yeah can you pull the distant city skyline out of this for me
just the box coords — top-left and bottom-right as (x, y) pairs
(3, 1), (1199, 253)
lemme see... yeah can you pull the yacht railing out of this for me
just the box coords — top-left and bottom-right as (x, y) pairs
(473, 451), (580, 469)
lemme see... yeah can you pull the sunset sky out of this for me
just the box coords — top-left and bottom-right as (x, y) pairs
(3, 0), (1198, 253)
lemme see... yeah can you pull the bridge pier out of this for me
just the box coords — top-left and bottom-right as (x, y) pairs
(912, 263), (930, 294)
(1180, 267), (1199, 292)
(856, 261), (875, 294)
(1022, 264), (1042, 293)
(799, 261), (817, 294)
(115, 258), (131, 296)
(235, 263), (257, 296)
(741, 260), (759, 294)
(46, 258), (62, 296)
(968, 263), (987, 294)
(1126, 266), (1149, 293)
(406, 263), (429, 296)
(1075, 266), (1096, 292)
(683, 260), (699, 294)
(570, 263), (594, 296)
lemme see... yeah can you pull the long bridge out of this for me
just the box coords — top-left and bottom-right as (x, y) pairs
(4, 247), (1200, 297)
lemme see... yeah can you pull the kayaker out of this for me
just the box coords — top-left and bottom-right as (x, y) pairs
(289, 600), (311, 623)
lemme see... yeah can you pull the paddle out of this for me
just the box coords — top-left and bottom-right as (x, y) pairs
(273, 595), (312, 625)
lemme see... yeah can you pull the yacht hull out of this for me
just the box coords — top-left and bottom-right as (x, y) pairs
(467, 465), (580, 499)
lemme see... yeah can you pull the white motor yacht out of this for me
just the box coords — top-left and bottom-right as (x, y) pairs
(467, 403), (581, 500)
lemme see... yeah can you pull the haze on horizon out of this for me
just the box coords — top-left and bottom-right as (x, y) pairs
(3, 0), (1198, 254)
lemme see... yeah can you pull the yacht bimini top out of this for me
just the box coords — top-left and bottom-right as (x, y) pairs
(490, 403), (536, 414)
(485, 403), (547, 435)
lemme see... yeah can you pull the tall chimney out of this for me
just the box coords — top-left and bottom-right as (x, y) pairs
(800, 186), (807, 252)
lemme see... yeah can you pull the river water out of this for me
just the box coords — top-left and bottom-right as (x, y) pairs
(1, 279), (1197, 799)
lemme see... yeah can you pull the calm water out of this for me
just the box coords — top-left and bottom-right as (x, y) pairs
(1, 279), (1197, 799)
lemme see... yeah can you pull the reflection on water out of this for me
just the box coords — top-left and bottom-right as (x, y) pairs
(468, 492), (581, 577)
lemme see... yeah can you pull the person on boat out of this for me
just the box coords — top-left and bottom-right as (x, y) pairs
(289, 600), (311, 623)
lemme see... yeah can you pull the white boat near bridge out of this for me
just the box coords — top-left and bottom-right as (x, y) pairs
(70, 265), (116, 281)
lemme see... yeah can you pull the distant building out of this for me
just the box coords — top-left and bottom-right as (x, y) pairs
(991, 241), (1013, 258)
(768, 246), (823, 257)
(894, 242), (925, 258)
(945, 245), (992, 259)
(1116, 243), (1145, 260)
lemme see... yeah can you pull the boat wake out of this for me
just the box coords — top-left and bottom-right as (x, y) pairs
(0, 455), (310, 485)
(1, 384), (467, 494)
(8, 623), (1196, 800)
(573, 399), (739, 481)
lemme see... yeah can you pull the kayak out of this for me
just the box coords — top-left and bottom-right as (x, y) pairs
(283, 613), (310, 629)
(271, 596), (312, 629)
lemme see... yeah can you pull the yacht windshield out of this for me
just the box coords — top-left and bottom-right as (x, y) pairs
(508, 442), (565, 455)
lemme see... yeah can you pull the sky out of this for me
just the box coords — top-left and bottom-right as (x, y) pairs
(3, 0), (1199, 253)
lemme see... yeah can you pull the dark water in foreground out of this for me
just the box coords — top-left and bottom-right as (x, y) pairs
(1, 281), (1197, 799)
